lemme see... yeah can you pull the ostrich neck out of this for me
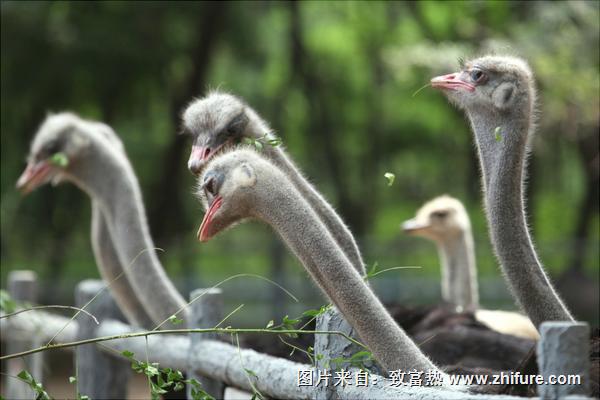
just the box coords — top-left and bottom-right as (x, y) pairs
(265, 145), (365, 276)
(90, 203), (154, 328)
(437, 231), (479, 310)
(72, 145), (187, 328)
(254, 181), (440, 374)
(468, 111), (573, 327)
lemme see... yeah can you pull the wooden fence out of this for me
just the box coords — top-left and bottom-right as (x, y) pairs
(1, 270), (592, 399)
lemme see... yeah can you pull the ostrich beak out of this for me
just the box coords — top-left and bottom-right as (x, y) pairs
(188, 140), (233, 176)
(188, 145), (210, 175)
(16, 160), (53, 195)
(401, 219), (429, 234)
(431, 73), (475, 92)
(198, 196), (223, 242)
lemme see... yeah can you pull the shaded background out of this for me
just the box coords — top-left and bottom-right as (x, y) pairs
(1, 1), (598, 329)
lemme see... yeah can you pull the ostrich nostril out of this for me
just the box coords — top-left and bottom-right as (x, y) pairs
(202, 147), (211, 160)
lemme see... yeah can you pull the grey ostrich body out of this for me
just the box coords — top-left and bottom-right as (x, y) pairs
(431, 56), (573, 327)
(182, 92), (365, 276)
(17, 113), (187, 328)
(196, 149), (450, 378)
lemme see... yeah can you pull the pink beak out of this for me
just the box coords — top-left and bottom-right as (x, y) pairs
(188, 145), (211, 175)
(431, 73), (475, 92)
(16, 160), (52, 195)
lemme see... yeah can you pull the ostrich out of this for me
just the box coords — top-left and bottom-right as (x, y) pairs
(195, 148), (459, 382)
(429, 56), (574, 328)
(17, 113), (187, 328)
(402, 195), (538, 340)
(181, 91), (365, 276)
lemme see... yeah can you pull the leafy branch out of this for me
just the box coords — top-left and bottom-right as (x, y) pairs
(243, 133), (283, 151)
(0, 327), (367, 361)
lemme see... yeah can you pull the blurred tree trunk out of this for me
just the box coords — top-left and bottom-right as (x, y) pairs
(287, 2), (369, 239)
(567, 122), (599, 272)
(148, 3), (227, 246)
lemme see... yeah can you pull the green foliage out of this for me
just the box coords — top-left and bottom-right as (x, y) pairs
(16, 370), (51, 400)
(243, 133), (283, 151)
(384, 172), (395, 187)
(0, 290), (16, 313)
(68, 376), (89, 400)
(122, 350), (214, 400)
(49, 152), (69, 167)
(330, 350), (374, 371)
(494, 126), (502, 142)
(168, 314), (184, 325)
(0, 1), (598, 324)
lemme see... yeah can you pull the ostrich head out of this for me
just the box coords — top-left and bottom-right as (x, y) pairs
(16, 112), (121, 194)
(431, 55), (534, 116)
(402, 195), (471, 242)
(182, 91), (271, 176)
(196, 149), (269, 242)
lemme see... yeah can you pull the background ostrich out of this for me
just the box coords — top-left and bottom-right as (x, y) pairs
(402, 195), (538, 339)
(181, 91), (365, 276)
(195, 148), (455, 380)
(402, 195), (478, 310)
(17, 113), (187, 328)
(430, 56), (574, 328)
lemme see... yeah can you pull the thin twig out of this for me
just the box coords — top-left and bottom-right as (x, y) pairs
(45, 247), (164, 346)
(0, 327), (367, 361)
(1, 305), (99, 325)
(152, 273), (299, 331)
(213, 304), (245, 329)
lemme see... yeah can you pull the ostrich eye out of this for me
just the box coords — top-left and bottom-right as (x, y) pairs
(432, 211), (448, 219)
(227, 123), (241, 135)
(38, 140), (61, 160)
(470, 69), (487, 84)
(225, 112), (248, 137)
(203, 177), (217, 196)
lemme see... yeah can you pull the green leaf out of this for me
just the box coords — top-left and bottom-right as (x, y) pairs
(121, 350), (135, 359)
(282, 315), (300, 326)
(173, 382), (184, 391)
(266, 136), (283, 147)
(266, 320), (274, 329)
(244, 368), (258, 378)
(494, 126), (502, 142)
(168, 314), (184, 325)
(78, 395), (90, 400)
(384, 172), (395, 187)
(69, 376), (77, 384)
(50, 152), (69, 167)
(0, 290), (17, 313)
(17, 370), (34, 383)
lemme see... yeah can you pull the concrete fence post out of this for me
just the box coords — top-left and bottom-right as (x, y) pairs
(75, 279), (130, 399)
(5, 270), (42, 400)
(537, 321), (590, 399)
(187, 288), (225, 399)
(314, 307), (382, 399)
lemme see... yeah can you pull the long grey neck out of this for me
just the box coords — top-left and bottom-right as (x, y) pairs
(264, 145), (365, 276)
(90, 203), (155, 329)
(468, 110), (573, 327)
(437, 231), (479, 310)
(255, 179), (441, 374)
(72, 143), (187, 328)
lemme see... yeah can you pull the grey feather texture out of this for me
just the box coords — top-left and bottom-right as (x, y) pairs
(432, 55), (574, 328)
(196, 148), (445, 377)
(23, 113), (187, 329)
(182, 91), (366, 276)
